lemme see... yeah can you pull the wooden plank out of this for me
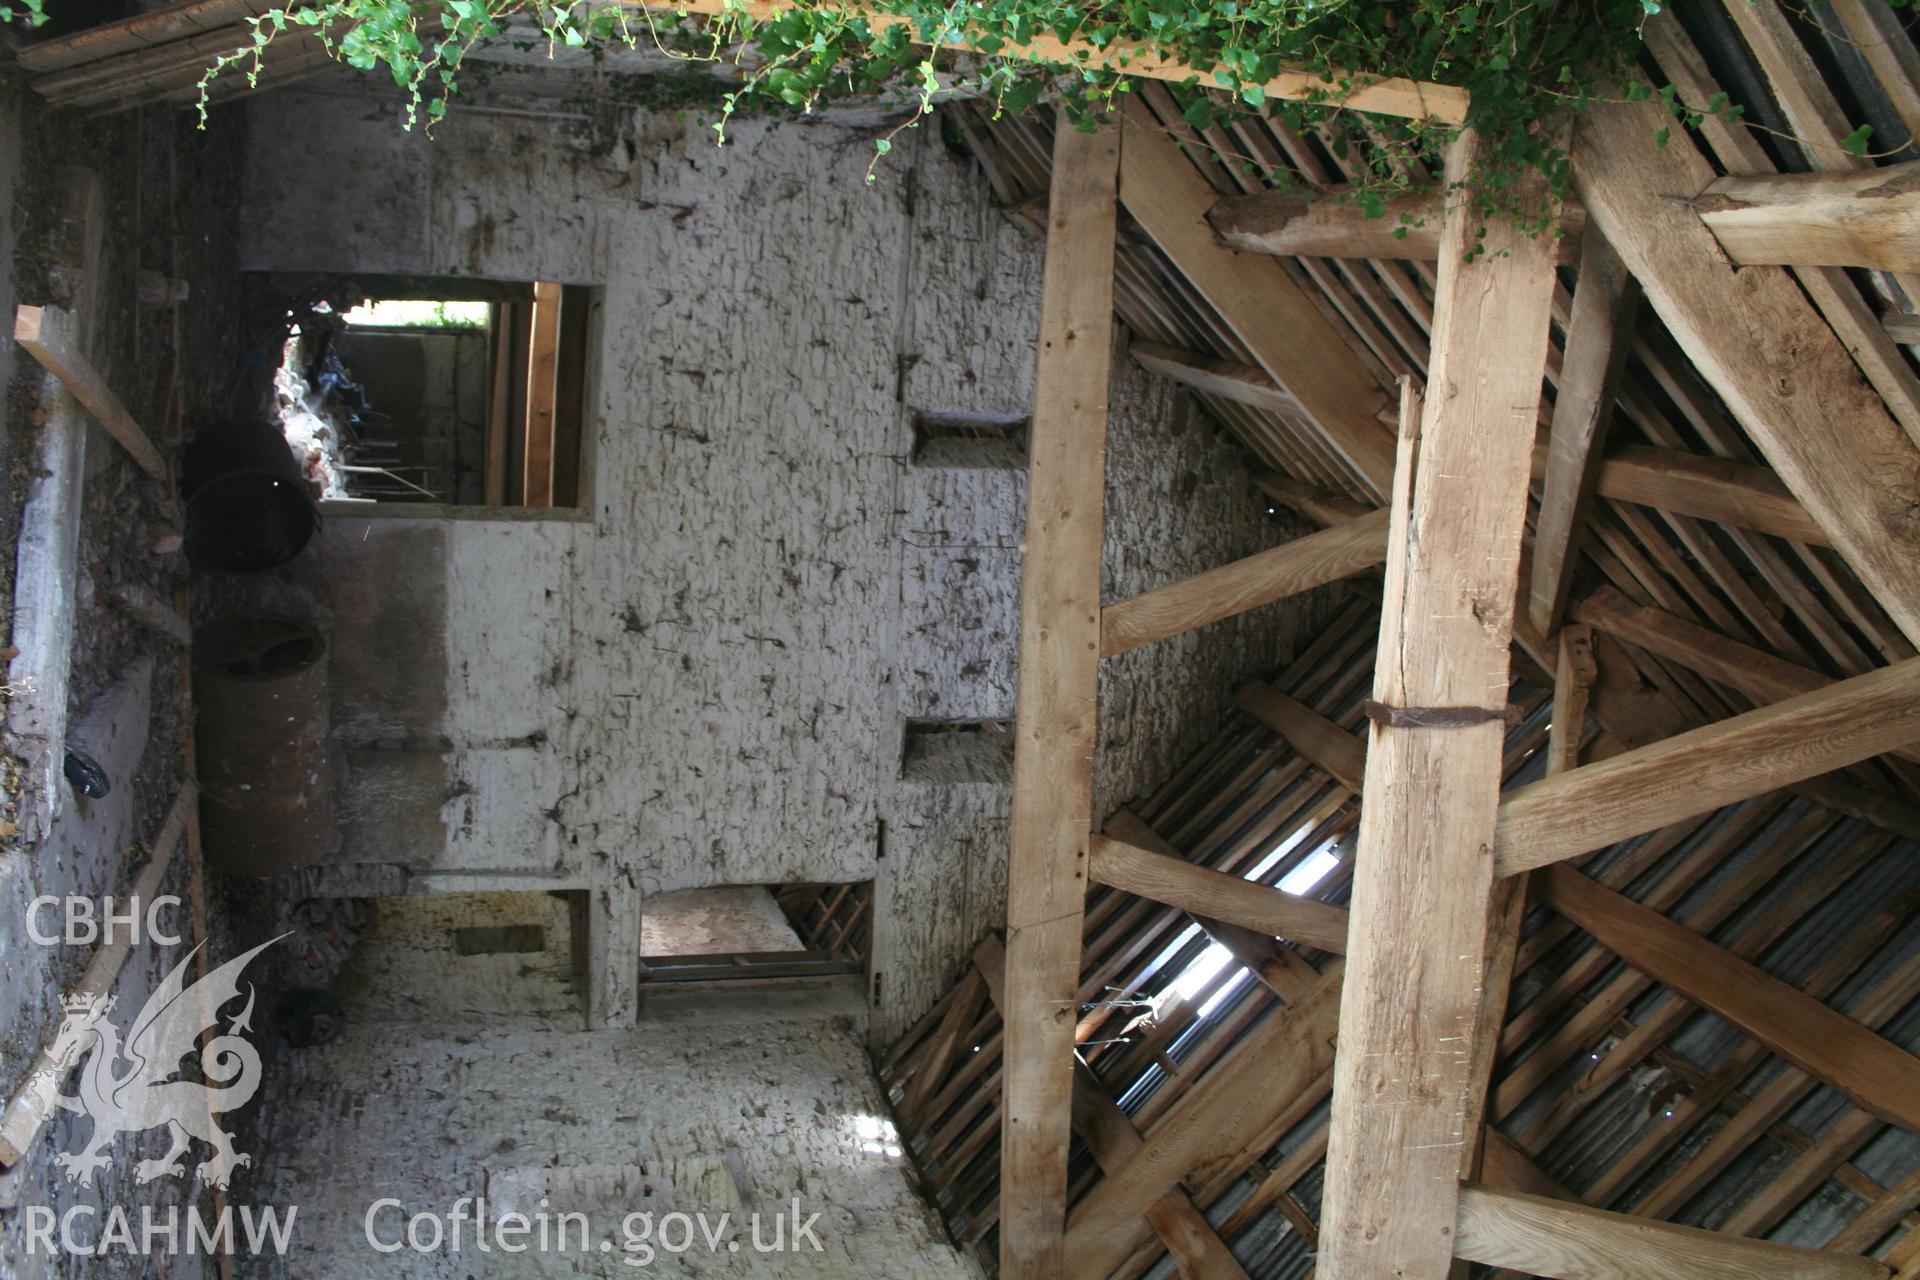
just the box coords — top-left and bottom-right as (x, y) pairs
(1128, 340), (1299, 417)
(1088, 834), (1350, 953)
(1527, 232), (1638, 636)
(662, 0), (1469, 124)
(1536, 862), (1920, 1134)
(1100, 509), (1391, 656)
(1592, 444), (1829, 547)
(1695, 162), (1920, 275)
(1454, 1184), (1890, 1280)
(1235, 679), (1365, 790)
(521, 281), (562, 508)
(1571, 587), (1920, 766)
(15, 306), (167, 482)
(105, 582), (193, 646)
(1571, 96), (1920, 647)
(16, 0), (263, 72)
(1209, 186), (1585, 264)
(1116, 97), (1398, 499)
(1320, 125), (1561, 1280)
(1496, 656), (1920, 875)
(997, 115), (1118, 1280)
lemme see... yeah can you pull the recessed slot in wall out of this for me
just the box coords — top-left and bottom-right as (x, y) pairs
(910, 410), (1028, 469)
(635, 884), (869, 987)
(451, 924), (548, 955)
(900, 719), (1014, 784)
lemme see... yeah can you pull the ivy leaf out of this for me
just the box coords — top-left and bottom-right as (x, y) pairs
(1842, 123), (1873, 157)
(1240, 83), (1264, 108)
(1652, 127), (1670, 148)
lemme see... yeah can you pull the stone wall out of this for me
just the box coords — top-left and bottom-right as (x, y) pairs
(252, 891), (980, 1279)
(236, 74), (1336, 1045)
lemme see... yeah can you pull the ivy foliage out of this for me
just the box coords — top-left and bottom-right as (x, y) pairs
(6, 0), (1802, 225)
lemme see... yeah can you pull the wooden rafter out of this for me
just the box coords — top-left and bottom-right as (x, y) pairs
(1571, 95), (1920, 648)
(1455, 1184), (1891, 1280)
(1538, 862), (1920, 1134)
(1100, 510), (1391, 656)
(1526, 231), (1638, 637)
(996, 114), (1119, 1278)
(1088, 834), (1350, 953)
(1116, 97), (1399, 499)
(1320, 124), (1562, 1280)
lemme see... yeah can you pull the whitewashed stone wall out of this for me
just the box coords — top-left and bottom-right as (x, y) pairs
(238, 74), (1335, 1047)
(252, 892), (979, 1279)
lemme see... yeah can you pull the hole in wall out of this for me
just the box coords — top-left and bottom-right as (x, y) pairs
(910, 410), (1028, 469)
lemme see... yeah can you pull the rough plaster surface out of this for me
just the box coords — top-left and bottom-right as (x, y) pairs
(236, 75), (1332, 1046)
(252, 892), (978, 1278)
(0, 660), (219, 1280)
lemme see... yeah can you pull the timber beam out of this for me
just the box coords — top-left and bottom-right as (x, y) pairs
(996, 115), (1119, 1277)
(1088, 833), (1350, 953)
(1100, 510), (1391, 657)
(1495, 655), (1920, 876)
(1572, 96), (1920, 647)
(1572, 587), (1920, 765)
(1117, 98), (1399, 499)
(1694, 160), (1920, 276)
(1455, 1184), (1891, 1280)
(1320, 124), (1562, 1279)
(1537, 863), (1920, 1134)
(1209, 159), (1920, 276)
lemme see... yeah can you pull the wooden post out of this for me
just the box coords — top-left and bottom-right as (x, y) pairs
(1319, 126), (1561, 1280)
(997, 111), (1119, 1279)
(521, 282), (562, 508)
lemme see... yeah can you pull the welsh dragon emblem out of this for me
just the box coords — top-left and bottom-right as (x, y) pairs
(42, 936), (283, 1189)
